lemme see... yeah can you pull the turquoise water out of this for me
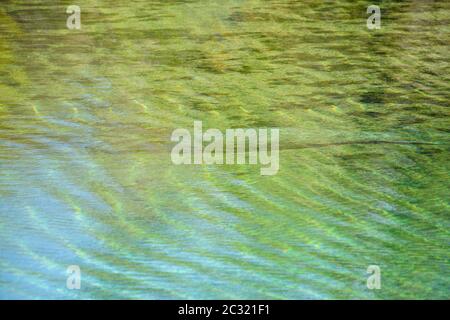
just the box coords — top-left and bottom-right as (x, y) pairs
(0, 0), (449, 299)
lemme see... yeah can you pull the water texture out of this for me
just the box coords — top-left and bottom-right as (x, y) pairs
(0, 0), (449, 299)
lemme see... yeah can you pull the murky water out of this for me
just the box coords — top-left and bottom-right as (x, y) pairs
(0, 0), (449, 299)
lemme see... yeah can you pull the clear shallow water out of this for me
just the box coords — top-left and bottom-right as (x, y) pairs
(0, 0), (449, 299)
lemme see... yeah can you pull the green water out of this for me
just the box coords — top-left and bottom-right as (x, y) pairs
(0, 0), (449, 299)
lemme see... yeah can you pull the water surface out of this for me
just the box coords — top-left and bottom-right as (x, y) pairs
(0, 0), (449, 299)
